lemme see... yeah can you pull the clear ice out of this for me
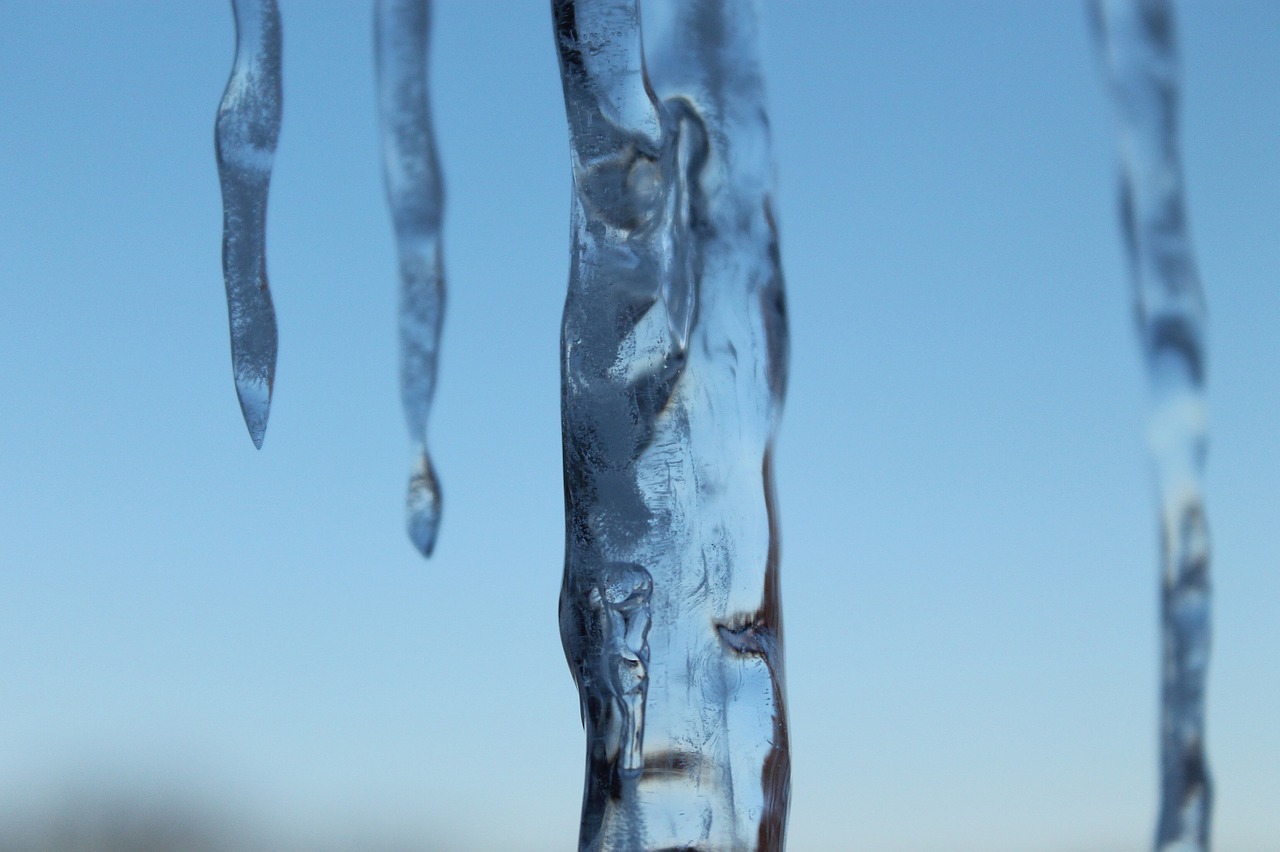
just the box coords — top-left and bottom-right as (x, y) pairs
(1090, 2), (1212, 849)
(375, 0), (446, 558)
(216, 0), (282, 449)
(552, 0), (790, 848)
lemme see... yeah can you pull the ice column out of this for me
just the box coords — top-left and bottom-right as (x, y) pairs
(553, 0), (790, 848)
(376, 0), (447, 557)
(1090, 2), (1212, 848)
(216, 0), (282, 449)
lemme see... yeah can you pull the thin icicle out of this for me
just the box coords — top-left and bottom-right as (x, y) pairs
(375, 0), (446, 557)
(216, 0), (282, 449)
(1090, 2), (1212, 849)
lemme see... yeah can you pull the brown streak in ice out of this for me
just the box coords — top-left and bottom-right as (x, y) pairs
(756, 445), (790, 851)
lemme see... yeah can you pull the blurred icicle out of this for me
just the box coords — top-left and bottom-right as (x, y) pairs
(216, 0), (282, 449)
(1090, 2), (1212, 849)
(376, 0), (446, 557)
(553, 0), (789, 847)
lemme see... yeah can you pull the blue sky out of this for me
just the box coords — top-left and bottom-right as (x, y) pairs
(1, 1), (1278, 849)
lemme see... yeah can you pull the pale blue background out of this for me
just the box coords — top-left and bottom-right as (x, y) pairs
(1, 1), (1278, 849)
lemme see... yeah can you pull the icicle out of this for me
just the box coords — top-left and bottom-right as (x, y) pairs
(1090, 2), (1212, 849)
(375, 0), (446, 558)
(216, 0), (282, 449)
(553, 0), (789, 847)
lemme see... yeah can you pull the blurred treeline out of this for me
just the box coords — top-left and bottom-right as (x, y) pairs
(0, 791), (448, 852)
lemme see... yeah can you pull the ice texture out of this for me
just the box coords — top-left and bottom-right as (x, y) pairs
(552, 0), (790, 848)
(216, 0), (282, 449)
(1090, 2), (1212, 849)
(376, 0), (446, 558)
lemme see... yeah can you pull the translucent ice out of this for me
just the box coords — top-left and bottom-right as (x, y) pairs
(553, 0), (790, 848)
(1090, 2), (1212, 848)
(376, 0), (446, 557)
(216, 0), (282, 449)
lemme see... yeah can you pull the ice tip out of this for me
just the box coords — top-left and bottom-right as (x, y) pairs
(406, 454), (442, 558)
(247, 421), (266, 450)
(235, 377), (272, 450)
(407, 505), (441, 558)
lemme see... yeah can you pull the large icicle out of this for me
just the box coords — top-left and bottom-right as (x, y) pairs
(1090, 2), (1212, 849)
(553, 0), (790, 847)
(216, 0), (282, 449)
(375, 0), (446, 557)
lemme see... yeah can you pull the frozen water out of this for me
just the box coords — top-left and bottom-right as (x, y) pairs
(553, 0), (789, 848)
(216, 0), (282, 449)
(376, 0), (446, 557)
(1090, 2), (1212, 849)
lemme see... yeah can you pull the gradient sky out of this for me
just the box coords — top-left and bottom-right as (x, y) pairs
(1, 2), (1278, 850)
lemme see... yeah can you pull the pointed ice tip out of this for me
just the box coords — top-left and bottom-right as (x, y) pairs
(407, 506), (440, 558)
(235, 376), (272, 450)
(406, 454), (441, 558)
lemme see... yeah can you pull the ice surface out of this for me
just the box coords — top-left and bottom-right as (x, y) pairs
(375, 0), (446, 557)
(216, 0), (282, 449)
(1090, 2), (1212, 849)
(553, 1), (789, 848)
